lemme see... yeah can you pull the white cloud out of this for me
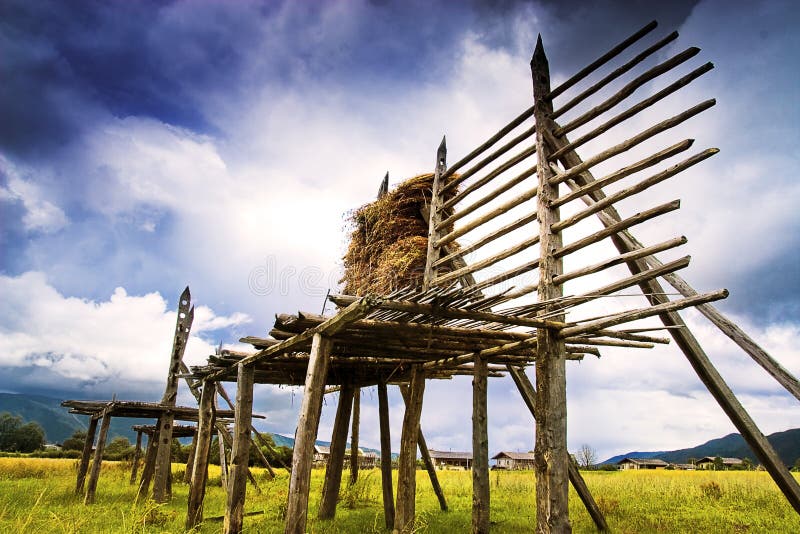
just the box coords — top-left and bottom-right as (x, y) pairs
(0, 271), (251, 393)
(0, 157), (67, 233)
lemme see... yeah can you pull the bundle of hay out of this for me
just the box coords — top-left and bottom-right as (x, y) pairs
(341, 173), (458, 295)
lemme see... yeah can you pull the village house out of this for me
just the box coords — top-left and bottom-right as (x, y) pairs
(429, 450), (473, 470)
(343, 449), (380, 470)
(671, 463), (696, 470)
(313, 445), (331, 467)
(492, 451), (535, 470)
(695, 456), (744, 470)
(616, 457), (670, 470)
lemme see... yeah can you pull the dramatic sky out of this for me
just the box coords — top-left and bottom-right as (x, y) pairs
(1, 0), (798, 460)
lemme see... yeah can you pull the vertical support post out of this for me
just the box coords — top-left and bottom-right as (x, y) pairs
(423, 137), (448, 289)
(319, 384), (355, 519)
(349, 388), (361, 485)
(285, 333), (333, 534)
(187, 380), (216, 530)
(509, 366), (609, 531)
(400, 385), (447, 512)
(136, 425), (160, 501)
(218, 429), (229, 488)
(130, 430), (144, 485)
(378, 381), (395, 530)
(472, 354), (490, 534)
(184, 431), (197, 484)
(84, 409), (112, 505)
(76, 416), (99, 494)
(152, 413), (175, 502)
(224, 364), (256, 534)
(532, 35), (571, 533)
(395, 366), (426, 533)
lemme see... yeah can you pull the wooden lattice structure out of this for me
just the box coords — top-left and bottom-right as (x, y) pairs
(181, 20), (800, 534)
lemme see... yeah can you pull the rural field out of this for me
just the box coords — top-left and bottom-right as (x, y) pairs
(1, 458), (798, 533)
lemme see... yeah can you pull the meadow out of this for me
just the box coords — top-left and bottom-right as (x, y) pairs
(0, 458), (798, 533)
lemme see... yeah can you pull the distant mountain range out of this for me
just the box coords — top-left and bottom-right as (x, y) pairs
(601, 428), (800, 467)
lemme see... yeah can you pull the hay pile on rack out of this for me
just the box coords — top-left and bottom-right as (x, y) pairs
(341, 173), (458, 295)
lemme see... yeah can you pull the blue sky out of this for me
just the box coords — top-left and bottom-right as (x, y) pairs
(1, 0), (799, 459)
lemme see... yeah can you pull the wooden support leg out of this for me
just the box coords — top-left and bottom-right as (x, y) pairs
(395, 366), (425, 533)
(130, 430), (144, 485)
(319, 384), (355, 519)
(184, 431), (197, 484)
(509, 366), (609, 531)
(84, 410), (112, 505)
(152, 412), (176, 502)
(219, 430), (229, 488)
(187, 381), (216, 530)
(472, 354), (489, 534)
(378, 381), (395, 530)
(400, 385), (447, 512)
(349, 388), (361, 486)
(224, 364), (256, 534)
(136, 425), (160, 502)
(285, 333), (332, 534)
(76, 416), (99, 495)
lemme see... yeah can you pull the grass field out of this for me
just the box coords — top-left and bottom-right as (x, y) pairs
(0, 458), (798, 533)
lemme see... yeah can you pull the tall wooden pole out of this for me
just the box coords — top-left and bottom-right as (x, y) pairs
(349, 388), (361, 485)
(319, 384), (355, 519)
(136, 424), (160, 501)
(187, 380), (216, 530)
(532, 35), (572, 533)
(76, 416), (99, 494)
(423, 137), (448, 289)
(224, 364), (255, 534)
(378, 381), (395, 530)
(285, 333), (332, 534)
(153, 287), (194, 503)
(395, 366), (426, 533)
(184, 431), (197, 484)
(472, 353), (490, 533)
(84, 409), (112, 505)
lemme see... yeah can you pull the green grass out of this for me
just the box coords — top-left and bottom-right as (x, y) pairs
(0, 459), (798, 533)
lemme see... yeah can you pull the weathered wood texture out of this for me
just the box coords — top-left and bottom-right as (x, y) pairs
(84, 410), (112, 505)
(378, 381), (395, 530)
(423, 137), (448, 289)
(224, 364), (255, 534)
(319, 384), (355, 519)
(350, 388), (361, 486)
(532, 36), (572, 534)
(184, 433), (197, 484)
(186, 381), (216, 530)
(285, 334), (333, 534)
(472, 353), (489, 534)
(395, 367), (425, 533)
(136, 425), (159, 501)
(76, 416), (99, 495)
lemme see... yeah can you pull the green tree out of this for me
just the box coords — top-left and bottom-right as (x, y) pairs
(0, 413), (22, 451)
(104, 436), (134, 460)
(713, 456), (724, 471)
(0, 412), (45, 452)
(62, 430), (87, 451)
(793, 457), (800, 472)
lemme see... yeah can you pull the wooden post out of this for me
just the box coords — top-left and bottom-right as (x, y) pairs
(184, 431), (197, 484)
(76, 416), (99, 494)
(187, 381), (216, 530)
(509, 366), (609, 531)
(130, 430), (144, 485)
(319, 384), (355, 519)
(400, 385), (448, 512)
(350, 388), (361, 486)
(219, 429), (229, 489)
(532, 35), (571, 533)
(547, 124), (800, 515)
(378, 381), (395, 530)
(395, 366), (425, 533)
(136, 425), (160, 501)
(423, 136), (448, 289)
(472, 354), (489, 534)
(224, 364), (255, 534)
(285, 333), (332, 534)
(153, 287), (194, 503)
(84, 410), (112, 505)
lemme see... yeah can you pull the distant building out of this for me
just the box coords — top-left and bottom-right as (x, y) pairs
(313, 445), (331, 466)
(492, 451), (535, 470)
(429, 450), (473, 470)
(671, 463), (696, 470)
(695, 456), (744, 470)
(617, 457), (669, 470)
(344, 448), (380, 469)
